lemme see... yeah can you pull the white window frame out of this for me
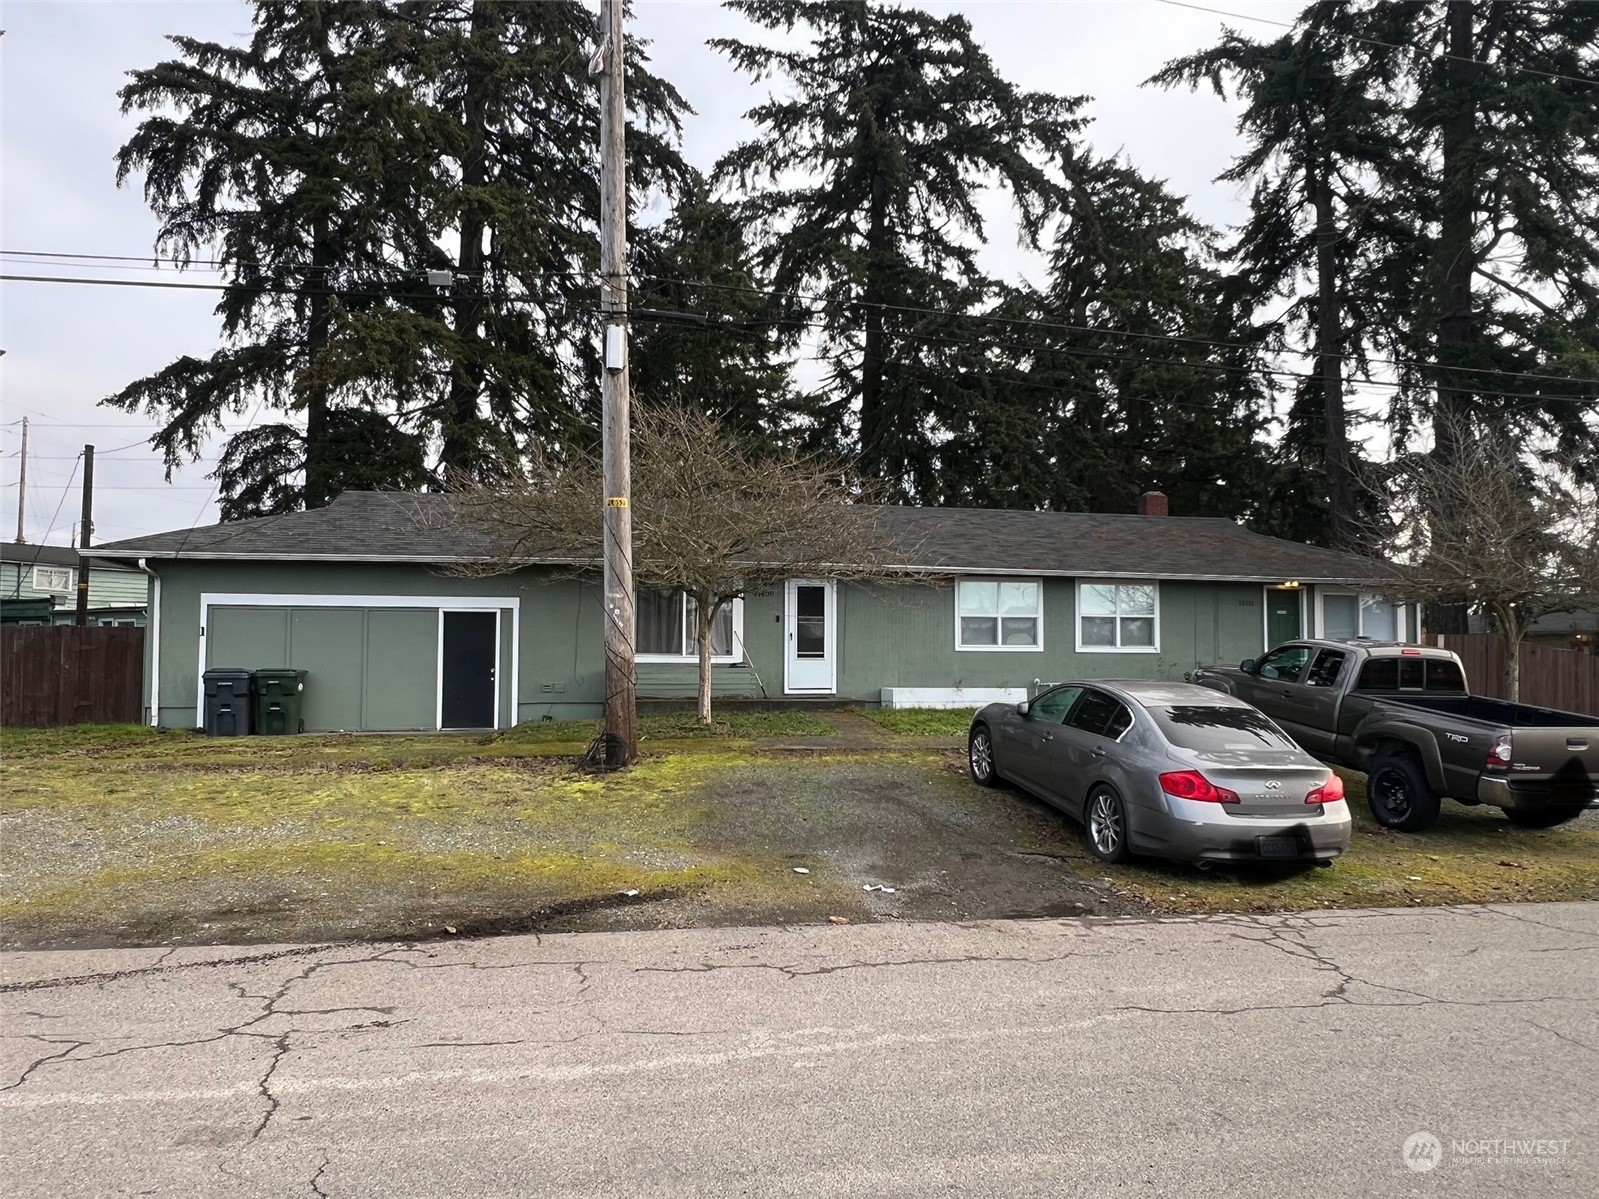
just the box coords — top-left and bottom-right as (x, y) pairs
(1075, 580), (1161, 654)
(33, 565), (73, 593)
(1316, 590), (1408, 641)
(954, 578), (1044, 653)
(635, 591), (744, 664)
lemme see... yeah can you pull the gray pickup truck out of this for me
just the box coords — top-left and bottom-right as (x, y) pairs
(1193, 638), (1599, 832)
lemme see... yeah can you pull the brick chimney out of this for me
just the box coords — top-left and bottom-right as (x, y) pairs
(1137, 490), (1169, 517)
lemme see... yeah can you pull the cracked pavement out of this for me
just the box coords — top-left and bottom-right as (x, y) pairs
(2, 904), (1596, 1197)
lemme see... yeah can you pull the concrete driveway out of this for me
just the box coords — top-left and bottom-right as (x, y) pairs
(3, 903), (1596, 1197)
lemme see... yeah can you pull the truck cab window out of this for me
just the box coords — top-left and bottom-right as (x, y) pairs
(1355, 658), (1399, 691)
(1306, 649), (1347, 687)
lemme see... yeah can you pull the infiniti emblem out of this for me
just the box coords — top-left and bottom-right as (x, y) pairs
(1264, 780), (1282, 790)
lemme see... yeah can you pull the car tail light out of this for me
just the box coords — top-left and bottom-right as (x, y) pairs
(1305, 772), (1346, 805)
(1159, 770), (1240, 804)
(1485, 734), (1513, 772)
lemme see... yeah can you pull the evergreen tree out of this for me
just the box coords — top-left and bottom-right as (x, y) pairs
(110, 1), (435, 517)
(629, 173), (795, 438)
(108, 0), (692, 515)
(1151, 2), (1413, 549)
(712, 0), (1083, 500)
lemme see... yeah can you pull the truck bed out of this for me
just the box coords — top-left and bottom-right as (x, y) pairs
(1365, 693), (1596, 730)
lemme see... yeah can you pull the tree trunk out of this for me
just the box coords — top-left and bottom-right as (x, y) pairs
(440, 0), (494, 482)
(1428, 0), (1479, 634)
(1312, 166), (1356, 550)
(304, 218), (334, 509)
(858, 159), (890, 491)
(696, 595), (716, 725)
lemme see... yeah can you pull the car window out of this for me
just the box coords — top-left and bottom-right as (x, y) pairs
(1067, 690), (1132, 739)
(1028, 685), (1083, 725)
(1306, 649), (1347, 688)
(1256, 645), (1313, 683)
(1355, 657), (1398, 691)
(1151, 705), (1299, 751)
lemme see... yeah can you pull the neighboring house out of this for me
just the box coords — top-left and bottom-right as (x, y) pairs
(0, 542), (148, 626)
(1470, 609), (1599, 655)
(94, 490), (1411, 732)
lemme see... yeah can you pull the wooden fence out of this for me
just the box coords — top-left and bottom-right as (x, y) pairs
(1433, 633), (1599, 717)
(1, 626), (145, 727)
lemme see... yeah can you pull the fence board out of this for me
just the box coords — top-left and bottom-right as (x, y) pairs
(1, 626), (145, 727)
(1435, 633), (1599, 717)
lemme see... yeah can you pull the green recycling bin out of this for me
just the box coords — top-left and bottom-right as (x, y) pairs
(252, 668), (308, 735)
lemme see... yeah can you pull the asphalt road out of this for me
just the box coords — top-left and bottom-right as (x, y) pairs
(3, 904), (1596, 1197)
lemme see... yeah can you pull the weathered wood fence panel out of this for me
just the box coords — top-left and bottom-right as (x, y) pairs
(0, 626), (145, 727)
(1434, 633), (1599, 717)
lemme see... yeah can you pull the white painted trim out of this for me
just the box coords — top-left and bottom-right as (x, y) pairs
(1261, 584), (1307, 651)
(953, 577), (1044, 653)
(881, 686), (1027, 709)
(783, 579), (837, 694)
(196, 591), (520, 731)
(1075, 580), (1161, 654)
(146, 567), (161, 726)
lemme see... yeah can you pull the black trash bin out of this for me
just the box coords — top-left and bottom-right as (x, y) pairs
(202, 667), (255, 736)
(252, 668), (308, 735)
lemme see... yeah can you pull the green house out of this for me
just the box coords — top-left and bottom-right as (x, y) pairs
(1, 542), (148, 626)
(94, 491), (1407, 732)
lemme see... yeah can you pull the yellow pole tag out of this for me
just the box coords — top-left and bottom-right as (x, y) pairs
(605, 497), (629, 509)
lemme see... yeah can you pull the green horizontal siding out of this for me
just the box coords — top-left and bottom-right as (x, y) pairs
(1, 560), (146, 609)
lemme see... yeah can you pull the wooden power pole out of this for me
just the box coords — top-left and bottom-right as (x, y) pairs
(74, 444), (94, 626)
(596, 0), (638, 766)
(13, 415), (26, 543)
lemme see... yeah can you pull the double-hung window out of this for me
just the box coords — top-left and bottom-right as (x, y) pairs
(1077, 581), (1159, 652)
(636, 590), (741, 662)
(956, 580), (1042, 651)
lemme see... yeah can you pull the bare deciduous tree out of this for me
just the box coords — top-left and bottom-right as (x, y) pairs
(1376, 414), (1599, 700)
(440, 404), (919, 724)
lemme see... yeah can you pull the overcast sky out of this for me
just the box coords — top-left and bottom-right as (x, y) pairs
(0, 0), (1303, 546)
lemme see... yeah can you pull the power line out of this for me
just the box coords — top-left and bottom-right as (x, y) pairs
(639, 273), (1599, 392)
(1154, 0), (1599, 88)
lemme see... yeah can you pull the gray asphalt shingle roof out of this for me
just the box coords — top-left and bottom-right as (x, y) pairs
(93, 490), (1391, 584)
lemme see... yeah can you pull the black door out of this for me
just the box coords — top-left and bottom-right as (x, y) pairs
(441, 611), (497, 728)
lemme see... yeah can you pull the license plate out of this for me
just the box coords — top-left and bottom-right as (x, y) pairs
(1256, 835), (1301, 858)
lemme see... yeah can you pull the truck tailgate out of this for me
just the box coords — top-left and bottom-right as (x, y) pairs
(1505, 725), (1599, 802)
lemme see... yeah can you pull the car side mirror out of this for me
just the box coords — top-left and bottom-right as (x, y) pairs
(1016, 701), (1031, 717)
(1240, 659), (1257, 675)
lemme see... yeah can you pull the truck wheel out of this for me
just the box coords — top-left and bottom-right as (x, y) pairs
(1503, 806), (1587, 829)
(1367, 753), (1441, 832)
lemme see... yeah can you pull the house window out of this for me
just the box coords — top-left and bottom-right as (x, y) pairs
(1321, 592), (1403, 640)
(33, 566), (73, 593)
(956, 579), (1042, 651)
(1077, 581), (1159, 652)
(636, 589), (740, 662)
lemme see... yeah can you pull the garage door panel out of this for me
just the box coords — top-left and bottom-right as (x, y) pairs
(207, 608), (288, 669)
(365, 609), (438, 731)
(288, 609), (366, 732)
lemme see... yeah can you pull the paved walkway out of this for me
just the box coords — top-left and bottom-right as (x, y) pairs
(4, 903), (1595, 1197)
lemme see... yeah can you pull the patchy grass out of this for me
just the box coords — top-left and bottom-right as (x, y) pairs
(1106, 768), (1599, 913)
(864, 707), (977, 738)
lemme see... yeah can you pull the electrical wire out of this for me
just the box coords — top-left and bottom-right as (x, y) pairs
(1154, 0), (1599, 88)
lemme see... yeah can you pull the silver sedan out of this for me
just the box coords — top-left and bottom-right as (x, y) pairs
(967, 680), (1352, 867)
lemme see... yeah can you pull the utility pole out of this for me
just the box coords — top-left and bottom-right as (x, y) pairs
(74, 444), (93, 626)
(13, 415), (25, 543)
(596, 0), (637, 766)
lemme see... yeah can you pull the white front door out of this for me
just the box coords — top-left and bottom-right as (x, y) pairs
(784, 579), (836, 694)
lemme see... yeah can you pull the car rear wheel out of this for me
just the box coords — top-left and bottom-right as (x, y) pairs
(968, 724), (1000, 787)
(1367, 753), (1441, 832)
(1503, 805), (1587, 829)
(1085, 786), (1131, 864)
